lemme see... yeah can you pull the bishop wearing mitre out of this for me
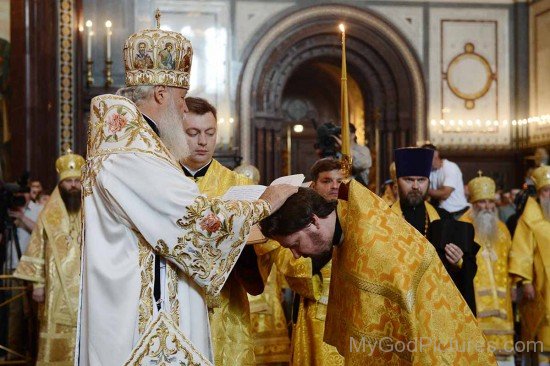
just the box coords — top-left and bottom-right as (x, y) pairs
(76, 12), (295, 366)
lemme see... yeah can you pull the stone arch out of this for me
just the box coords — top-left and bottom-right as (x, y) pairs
(238, 4), (425, 183)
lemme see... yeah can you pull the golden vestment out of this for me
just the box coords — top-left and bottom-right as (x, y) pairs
(325, 181), (496, 365)
(248, 265), (291, 364)
(13, 188), (81, 366)
(193, 159), (256, 366)
(255, 236), (342, 364)
(459, 209), (514, 358)
(509, 197), (550, 350)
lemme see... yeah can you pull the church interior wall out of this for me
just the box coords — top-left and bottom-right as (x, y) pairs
(4, 0), (536, 189)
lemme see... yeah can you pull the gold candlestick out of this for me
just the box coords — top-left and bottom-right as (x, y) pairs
(86, 60), (94, 87)
(339, 23), (352, 178)
(104, 59), (113, 87)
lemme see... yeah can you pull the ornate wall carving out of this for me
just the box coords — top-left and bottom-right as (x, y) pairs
(58, 0), (76, 153)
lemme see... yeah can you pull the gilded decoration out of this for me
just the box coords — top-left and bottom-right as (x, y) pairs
(123, 311), (213, 366)
(123, 22), (193, 89)
(166, 262), (180, 325)
(137, 234), (155, 335)
(444, 42), (495, 110)
(58, 0), (75, 152)
(155, 196), (271, 296)
(83, 94), (180, 197)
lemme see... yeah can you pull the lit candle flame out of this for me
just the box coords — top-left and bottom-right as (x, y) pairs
(339, 23), (345, 33)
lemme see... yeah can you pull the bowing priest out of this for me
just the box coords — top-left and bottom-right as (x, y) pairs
(460, 174), (514, 365)
(77, 13), (297, 366)
(260, 183), (496, 364)
(13, 151), (85, 365)
(391, 147), (478, 315)
(509, 165), (550, 364)
(289, 158), (344, 366)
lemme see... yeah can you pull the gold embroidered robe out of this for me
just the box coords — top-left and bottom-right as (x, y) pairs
(248, 265), (291, 364)
(290, 259), (344, 366)
(325, 180), (496, 365)
(509, 197), (550, 350)
(254, 236), (342, 364)
(78, 95), (271, 366)
(194, 158), (256, 365)
(460, 209), (514, 358)
(13, 188), (81, 366)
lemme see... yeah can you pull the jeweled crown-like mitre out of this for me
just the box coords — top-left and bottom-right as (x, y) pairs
(467, 171), (496, 203)
(123, 10), (193, 89)
(532, 165), (550, 191)
(56, 149), (85, 181)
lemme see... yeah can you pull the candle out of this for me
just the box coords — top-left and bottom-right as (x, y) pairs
(105, 20), (112, 60)
(339, 23), (351, 160)
(86, 20), (93, 61)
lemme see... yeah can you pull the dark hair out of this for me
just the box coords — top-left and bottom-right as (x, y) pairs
(260, 187), (337, 237)
(185, 97), (217, 119)
(310, 158), (342, 181)
(421, 143), (438, 151)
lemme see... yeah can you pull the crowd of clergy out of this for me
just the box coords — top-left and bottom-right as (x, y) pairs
(1, 11), (550, 366)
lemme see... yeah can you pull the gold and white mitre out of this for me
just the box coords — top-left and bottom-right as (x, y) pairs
(467, 171), (496, 203)
(56, 149), (85, 181)
(532, 165), (550, 191)
(123, 10), (193, 88)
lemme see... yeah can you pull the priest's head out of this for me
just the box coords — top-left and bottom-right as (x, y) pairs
(310, 158), (343, 201)
(180, 97), (217, 170)
(117, 14), (194, 162)
(394, 148), (434, 207)
(532, 165), (550, 220)
(260, 187), (337, 260)
(56, 151), (85, 213)
(467, 174), (498, 241)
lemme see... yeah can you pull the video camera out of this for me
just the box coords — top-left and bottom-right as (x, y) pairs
(315, 122), (341, 158)
(0, 173), (30, 227)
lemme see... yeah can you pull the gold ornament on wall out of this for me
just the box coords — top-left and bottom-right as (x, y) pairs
(443, 43), (496, 110)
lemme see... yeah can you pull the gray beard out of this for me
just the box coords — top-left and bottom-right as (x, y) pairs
(541, 198), (550, 221)
(472, 208), (499, 242)
(158, 97), (190, 162)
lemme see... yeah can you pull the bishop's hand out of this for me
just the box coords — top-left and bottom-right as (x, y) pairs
(260, 184), (299, 213)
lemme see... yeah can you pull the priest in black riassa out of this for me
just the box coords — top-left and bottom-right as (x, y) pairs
(391, 147), (479, 315)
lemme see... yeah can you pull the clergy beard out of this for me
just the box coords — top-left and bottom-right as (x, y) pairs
(158, 96), (190, 161)
(399, 187), (427, 207)
(472, 208), (498, 242)
(60, 186), (82, 213)
(541, 197), (550, 221)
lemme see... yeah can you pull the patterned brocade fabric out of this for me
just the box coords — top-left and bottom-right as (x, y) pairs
(325, 180), (496, 365)
(195, 159), (257, 366)
(509, 197), (550, 351)
(291, 260), (344, 366)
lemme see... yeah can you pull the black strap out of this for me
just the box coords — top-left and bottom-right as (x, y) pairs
(154, 254), (161, 309)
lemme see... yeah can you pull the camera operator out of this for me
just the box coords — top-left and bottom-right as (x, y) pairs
(6, 186), (44, 270)
(315, 122), (372, 186)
